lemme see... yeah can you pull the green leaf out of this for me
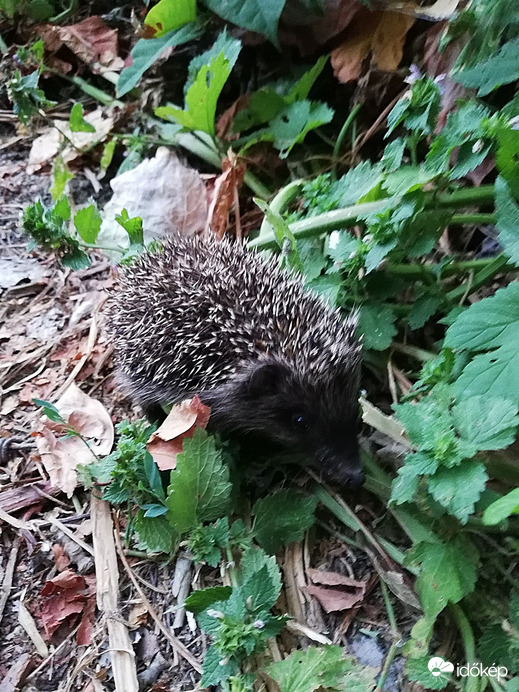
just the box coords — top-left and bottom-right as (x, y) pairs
(69, 103), (96, 133)
(427, 460), (488, 523)
(252, 490), (317, 554)
(166, 428), (232, 534)
(496, 175), (519, 267)
(62, 247), (91, 270)
(186, 30), (241, 94)
(482, 488), (519, 525)
(240, 547), (282, 597)
(382, 166), (436, 196)
(358, 303), (397, 350)
(497, 127), (519, 194)
(33, 398), (65, 423)
(240, 563), (282, 612)
(454, 38), (519, 96)
(117, 23), (202, 97)
(202, 0), (286, 46)
(267, 645), (371, 692)
(155, 51), (232, 135)
(406, 656), (451, 689)
(286, 55), (328, 103)
(54, 195), (71, 221)
(335, 161), (384, 207)
(408, 536), (479, 618)
(100, 138), (116, 173)
(185, 586), (232, 614)
(454, 342), (519, 401)
(201, 643), (239, 687)
(143, 451), (165, 501)
(50, 157), (74, 201)
(408, 294), (442, 330)
(74, 204), (102, 244)
(453, 396), (519, 451)
(134, 510), (178, 553)
(255, 199), (303, 273)
(267, 100), (334, 158)
(144, 0), (196, 37)
(391, 452), (439, 505)
(115, 209), (144, 246)
(445, 282), (519, 352)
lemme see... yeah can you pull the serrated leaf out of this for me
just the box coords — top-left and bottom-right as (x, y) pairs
(383, 166), (436, 196)
(185, 586), (232, 614)
(203, 0), (286, 46)
(391, 452), (439, 505)
(69, 103), (96, 133)
(482, 488), (519, 525)
(166, 428), (232, 534)
(358, 303), (397, 350)
(406, 656), (450, 689)
(445, 282), (519, 351)
(327, 232), (359, 263)
(155, 51), (232, 135)
(496, 175), (519, 267)
(267, 645), (366, 692)
(478, 624), (519, 672)
(240, 547), (282, 598)
(74, 205), (101, 244)
(200, 643), (239, 687)
(335, 161), (384, 207)
(307, 273), (342, 305)
(497, 126), (519, 194)
(427, 460), (488, 523)
(268, 100), (334, 158)
(453, 396), (519, 451)
(62, 247), (90, 270)
(134, 510), (178, 553)
(240, 564), (282, 612)
(117, 23), (202, 97)
(144, 0), (196, 37)
(382, 138), (406, 171)
(364, 240), (396, 273)
(252, 490), (317, 554)
(454, 38), (519, 96)
(408, 536), (479, 618)
(408, 294), (442, 330)
(454, 342), (519, 401)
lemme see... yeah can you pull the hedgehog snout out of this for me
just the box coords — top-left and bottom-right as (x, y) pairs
(315, 445), (365, 488)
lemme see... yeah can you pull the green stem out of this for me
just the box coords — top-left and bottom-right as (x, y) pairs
(446, 254), (510, 302)
(332, 104), (361, 181)
(249, 186), (496, 250)
(386, 256), (510, 279)
(257, 180), (304, 238)
(81, 242), (125, 254)
(375, 581), (401, 692)
(451, 213), (495, 225)
(449, 604), (479, 692)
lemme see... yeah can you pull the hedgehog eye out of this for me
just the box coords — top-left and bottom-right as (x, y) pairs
(291, 413), (308, 429)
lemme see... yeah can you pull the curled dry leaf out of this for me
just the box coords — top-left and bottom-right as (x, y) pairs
(207, 151), (246, 239)
(304, 568), (368, 613)
(38, 16), (124, 72)
(331, 10), (415, 84)
(98, 148), (209, 256)
(38, 569), (96, 645)
(27, 109), (114, 173)
(147, 396), (211, 471)
(34, 383), (114, 498)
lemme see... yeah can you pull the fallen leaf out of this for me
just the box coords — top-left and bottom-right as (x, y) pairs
(34, 383), (114, 497)
(147, 396), (210, 471)
(128, 601), (149, 628)
(27, 109), (114, 173)
(304, 568), (367, 613)
(97, 148), (209, 255)
(216, 94), (250, 139)
(331, 10), (415, 83)
(39, 16), (124, 72)
(52, 543), (71, 572)
(38, 569), (95, 644)
(207, 151), (246, 239)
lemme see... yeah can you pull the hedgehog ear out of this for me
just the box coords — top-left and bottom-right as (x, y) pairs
(247, 361), (286, 396)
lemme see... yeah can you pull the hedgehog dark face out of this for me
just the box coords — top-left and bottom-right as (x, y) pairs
(204, 358), (364, 487)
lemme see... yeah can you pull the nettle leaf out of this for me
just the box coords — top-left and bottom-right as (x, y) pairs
(427, 460), (488, 524)
(358, 303), (397, 350)
(408, 294), (442, 330)
(144, 0), (196, 37)
(327, 232), (359, 264)
(166, 428), (232, 534)
(482, 488), (519, 525)
(268, 100), (334, 158)
(155, 51), (232, 135)
(391, 452), (439, 505)
(74, 204), (102, 244)
(453, 396), (519, 451)
(364, 240), (397, 274)
(334, 161), (384, 207)
(382, 138), (406, 171)
(201, 643), (239, 687)
(69, 103), (96, 133)
(202, 0), (286, 46)
(394, 397), (452, 451)
(308, 273), (342, 305)
(406, 656), (450, 690)
(267, 645), (375, 692)
(382, 166), (436, 196)
(454, 342), (519, 401)
(240, 547), (282, 597)
(408, 536), (479, 618)
(496, 175), (519, 267)
(496, 127), (519, 193)
(445, 282), (519, 351)
(252, 490), (317, 554)
(134, 510), (178, 554)
(117, 23), (202, 96)
(454, 38), (519, 96)
(240, 563), (282, 612)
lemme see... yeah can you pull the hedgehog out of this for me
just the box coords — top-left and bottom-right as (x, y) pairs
(106, 233), (364, 486)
